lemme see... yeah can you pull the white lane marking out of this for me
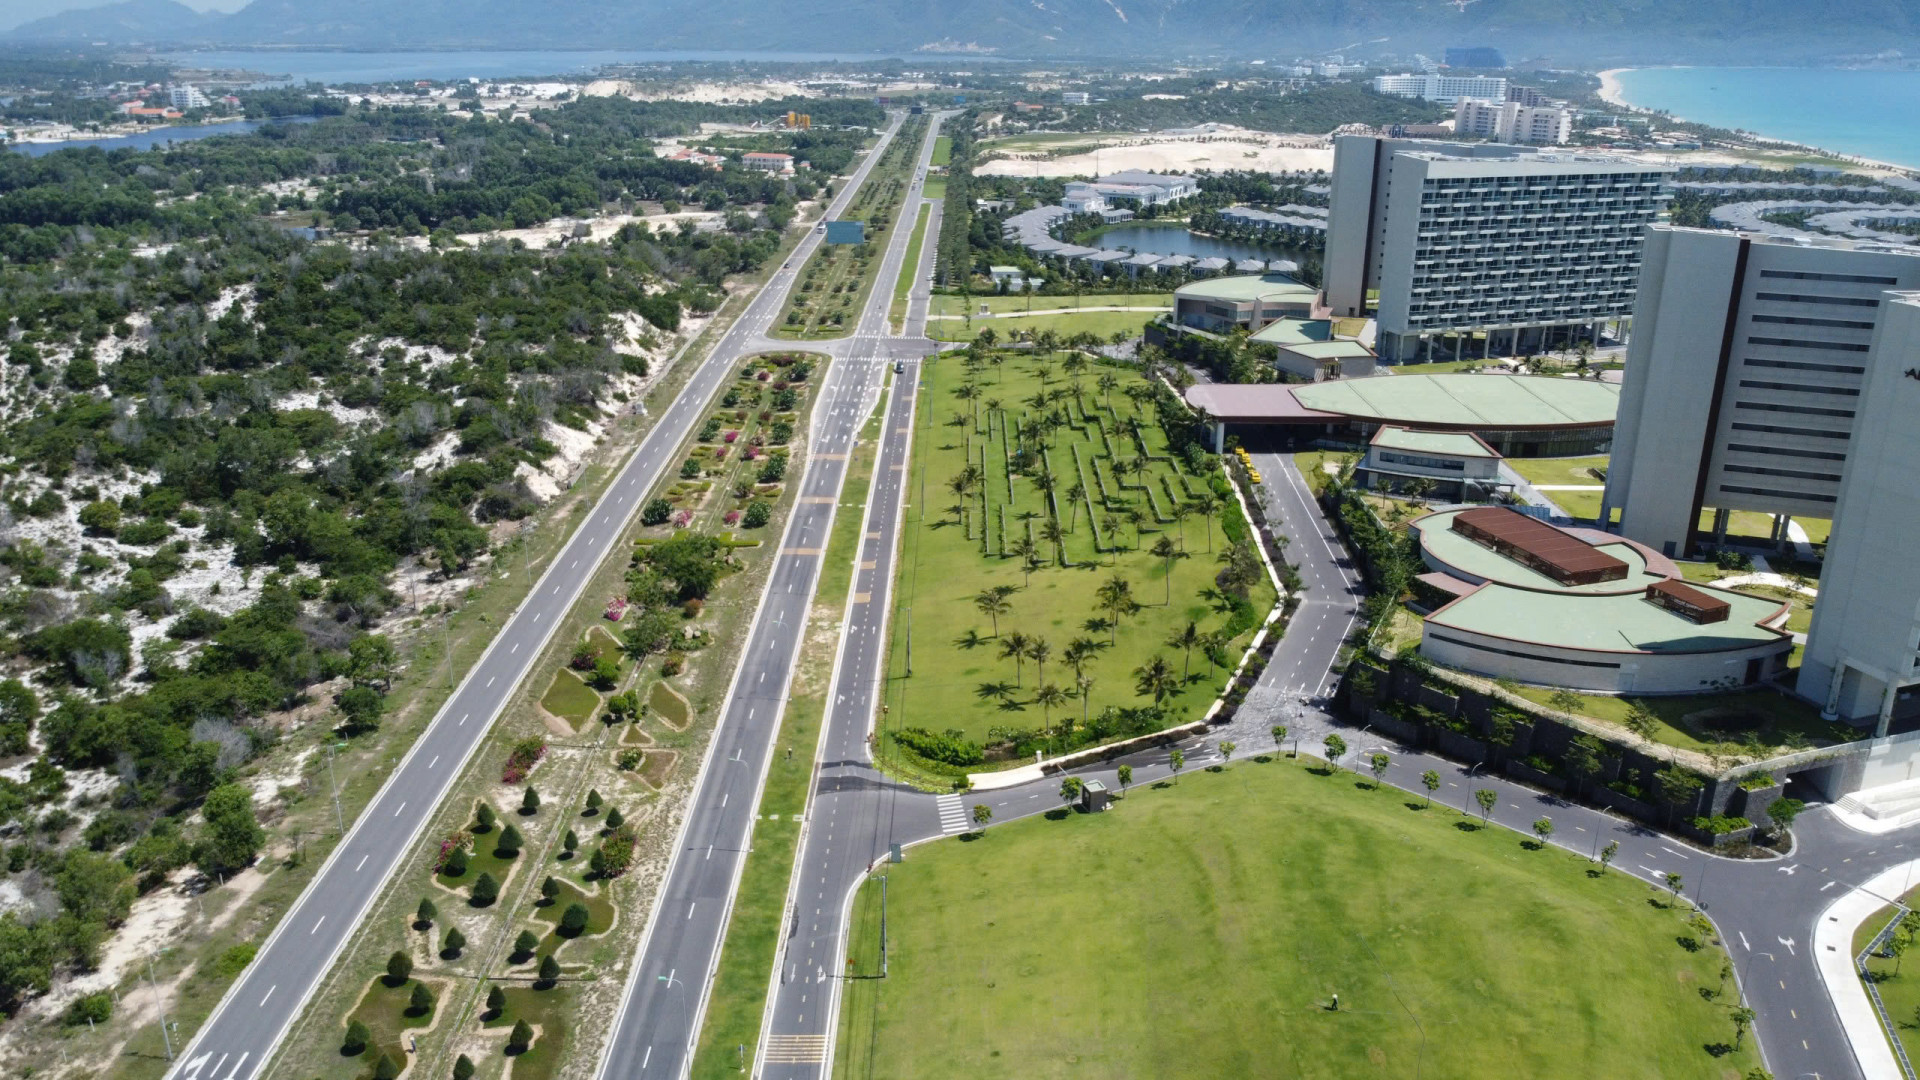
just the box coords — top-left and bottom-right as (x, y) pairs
(1660, 846), (1691, 860)
(688, 902), (697, 919)
(459, 712), (469, 725)
(511, 642), (519, 654)
(311, 916), (326, 934)
(486, 677), (496, 687)
(259, 985), (276, 1007)
(393, 802), (406, 816)
(223, 1052), (249, 1080)
(428, 755), (440, 769)
(643, 1046), (652, 1069)
(706, 844), (713, 861)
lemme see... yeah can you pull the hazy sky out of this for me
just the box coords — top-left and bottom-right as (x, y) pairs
(2, 0), (248, 32)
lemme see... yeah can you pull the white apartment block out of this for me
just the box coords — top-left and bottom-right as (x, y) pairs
(1064, 171), (1197, 210)
(1323, 136), (1670, 362)
(1372, 73), (1508, 103)
(1454, 98), (1573, 144)
(1798, 291), (1920, 731)
(1061, 91), (1091, 105)
(1602, 227), (1920, 568)
(169, 85), (211, 110)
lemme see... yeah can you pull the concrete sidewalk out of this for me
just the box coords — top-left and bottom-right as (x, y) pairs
(1814, 860), (1920, 1080)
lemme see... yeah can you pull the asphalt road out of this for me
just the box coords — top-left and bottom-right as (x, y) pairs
(162, 112), (910, 1080)
(591, 112), (947, 1080)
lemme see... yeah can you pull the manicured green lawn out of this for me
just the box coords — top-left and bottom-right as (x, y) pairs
(1506, 454), (1610, 487)
(930, 135), (952, 166)
(931, 292), (1170, 318)
(1694, 509), (1832, 547)
(345, 975), (437, 1078)
(1292, 450), (1353, 496)
(834, 759), (1758, 1080)
(1511, 685), (1857, 754)
(882, 352), (1275, 758)
(1548, 487), (1605, 523)
(929, 308), (1160, 343)
(648, 680), (690, 728)
(481, 984), (571, 1080)
(1855, 888), (1920, 1065)
(531, 876), (616, 961)
(540, 670), (599, 724)
(921, 176), (946, 200)
(1729, 583), (1814, 633)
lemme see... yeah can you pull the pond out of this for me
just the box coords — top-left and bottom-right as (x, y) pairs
(9, 115), (318, 157)
(1086, 222), (1314, 265)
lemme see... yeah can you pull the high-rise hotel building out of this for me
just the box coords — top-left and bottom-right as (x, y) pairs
(1323, 136), (1671, 363)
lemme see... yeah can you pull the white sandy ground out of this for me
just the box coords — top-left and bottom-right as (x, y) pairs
(976, 128), (1332, 178)
(581, 78), (815, 104)
(386, 210), (722, 252)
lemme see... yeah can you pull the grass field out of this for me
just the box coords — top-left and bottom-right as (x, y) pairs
(1506, 454), (1610, 488)
(540, 670), (599, 724)
(1696, 509), (1832, 547)
(879, 350), (1275, 766)
(930, 135), (952, 166)
(1511, 684), (1856, 754)
(1728, 583), (1814, 634)
(930, 291), (1171, 318)
(480, 985), (570, 1079)
(345, 975), (438, 1077)
(922, 176), (946, 201)
(890, 202), (931, 332)
(1855, 888), (1920, 1065)
(929, 308), (1160, 343)
(1292, 449), (1354, 496)
(833, 758), (1759, 1080)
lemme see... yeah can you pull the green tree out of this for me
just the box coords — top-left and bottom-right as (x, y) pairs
(1656, 767), (1706, 827)
(343, 1019), (371, 1054)
(454, 1054), (477, 1080)
(1474, 788), (1497, 824)
(1323, 733), (1347, 773)
(563, 829), (579, 856)
(373, 1054), (400, 1080)
(509, 1018), (535, 1051)
(409, 981), (435, 1016)
(1623, 701), (1660, 741)
(1220, 740), (1237, 764)
(485, 984), (506, 1015)
(475, 802), (496, 833)
(495, 824), (524, 858)
(514, 929), (539, 958)
(1167, 621), (1203, 678)
(1420, 769), (1440, 805)
(1547, 688), (1584, 714)
(974, 588), (1012, 637)
(589, 848), (608, 877)
(1134, 655), (1178, 704)
(1766, 797), (1805, 837)
(0, 679), (39, 757)
(605, 806), (624, 829)
(1665, 872), (1685, 905)
(442, 927), (466, 957)
(416, 897), (437, 927)
(585, 790), (603, 814)
(1033, 683), (1067, 737)
(197, 783), (265, 874)
(56, 850), (135, 927)
(1531, 817), (1554, 847)
(972, 804), (993, 829)
(1564, 735), (1603, 798)
(444, 847), (469, 877)
(541, 876), (560, 903)
(1272, 724), (1289, 757)
(1169, 748), (1185, 784)
(1731, 1004), (1756, 1049)
(385, 950), (413, 985)
(1368, 752), (1389, 789)
(999, 631), (1031, 686)
(1059, 776), (1085, 808)
(522, 787), (541, 814)
(561, 902), (591, 935)
(1116, 764), (1132, 792)
(471, 872), (500, 907)
(1600, 840), (1619, 870)
(538, 953), (562, 983)
(1095, 575), (1138, 644)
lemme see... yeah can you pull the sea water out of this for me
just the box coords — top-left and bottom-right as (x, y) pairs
(1613, 67), (1920, 169)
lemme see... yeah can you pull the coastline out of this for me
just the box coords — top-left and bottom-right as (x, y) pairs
(1592, 67), (1919, 175)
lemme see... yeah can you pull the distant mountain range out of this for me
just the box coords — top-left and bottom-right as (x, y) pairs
(10, 0), (1920, 63)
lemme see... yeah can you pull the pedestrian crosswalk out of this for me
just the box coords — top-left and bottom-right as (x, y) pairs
(936, 794), (970, 834)
(764, 1034), (826, 1064)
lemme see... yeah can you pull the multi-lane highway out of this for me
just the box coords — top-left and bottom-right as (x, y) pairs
(163, 111), (910, 1080)
(591, 112), (947, 1080)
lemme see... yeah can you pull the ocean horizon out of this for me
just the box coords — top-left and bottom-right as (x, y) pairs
(1612, 67), (1920, 170)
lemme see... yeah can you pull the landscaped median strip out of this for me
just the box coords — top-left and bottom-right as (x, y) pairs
(889, 202), (932, 333)
(688, 386), (890, 1079)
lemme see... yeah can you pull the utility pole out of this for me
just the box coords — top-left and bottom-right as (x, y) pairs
(905, 606), (912, 677)
(146, 949), (173, 1062)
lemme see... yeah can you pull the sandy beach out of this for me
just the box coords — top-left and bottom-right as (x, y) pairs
(977, 127), (1332, 178)
(1596, 68), (1633, 108)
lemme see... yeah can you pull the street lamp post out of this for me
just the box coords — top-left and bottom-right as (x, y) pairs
(1463, 762), (1485, 815)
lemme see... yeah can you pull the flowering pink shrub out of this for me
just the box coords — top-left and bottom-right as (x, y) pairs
(723, 430), (739, 443)
(724, 510), (741, 525)
(673, 510), (692, 528)
(435, 830), (472, 873)
(756, 371), (770, 382)
(501, 738), (546, 784)
(743, 447), (758, 460)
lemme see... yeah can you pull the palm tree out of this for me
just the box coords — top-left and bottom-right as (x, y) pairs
(1193, 492), (1222, 552)
(1041, 518), (1064, 558)
(948, 473), (973, 528)
(1135, 655), (1178, 704)
(1064, 482), (1087, 531)
(989, 354), (1004, 383)
(977, 326), (998, 348)
(1076, 673), (1095, 726)
(1027, 636), (1052, 688)
(1000, 631), (1031, 685)
(974, 587), (1012, 637)
(1126, 506), (1147, 550)
(1150, 535), (1187, 604)
(955, 381), (981, 425)
(1033, 683), (1066, 738)
(1032, 468), (1056, 507)
(1096, 371), (1118, 412)
(1099, 513), (1121, 562)
(1063, 637), (1101, 683)
(1096, 575), (1138, 645)
(1167, 621), (1203, 678)
(1009, 537), (1039, 587)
